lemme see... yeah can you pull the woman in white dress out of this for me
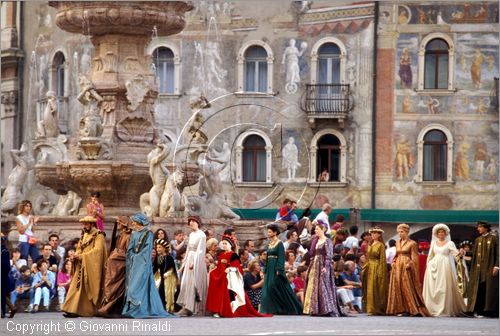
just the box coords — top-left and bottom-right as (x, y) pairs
(422, 223), (466, 316)
(176, 216), (207, 316)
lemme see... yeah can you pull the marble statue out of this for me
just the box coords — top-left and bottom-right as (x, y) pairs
(77, 76), (104, 137)
(35, 91), (59, 138)
(1, 143), (35, 213)
(209, 142), (231, 182)
(140, 143), (171, 217)
(282, 137), (301, 180)
(187, 111), (208, 145)
(282, 39), (307, 94)
(159, 165), (186, 217)
(51, 191), (82, 216)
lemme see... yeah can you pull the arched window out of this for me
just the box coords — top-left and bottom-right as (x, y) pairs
(318, 43), (341, 85)
(153, 47), (175, 94)
(53, 52), (65, 98)
(423, 130), (447, 181)
(244, 46), (268, 93)
(424, 39), (449, 89)
(416, 124), (454, 183)
(242, 135), (266, 182)
(317, 134), (341, 181)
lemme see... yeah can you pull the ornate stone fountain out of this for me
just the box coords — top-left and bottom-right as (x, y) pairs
(34, 1), (195, 214)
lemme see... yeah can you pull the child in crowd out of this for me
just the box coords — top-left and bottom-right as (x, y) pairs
(293, 265), (307, 304)
(57, 259), (72, 311)
(31, 260), (55, 313)
(11, 265), (33, 311)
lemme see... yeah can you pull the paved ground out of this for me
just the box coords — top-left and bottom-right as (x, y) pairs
(1, 313), (498, 335)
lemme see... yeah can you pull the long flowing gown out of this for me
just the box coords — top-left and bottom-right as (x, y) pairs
(176, 229), (207, 315)
(362, 241), (388, 315)
(422, 241), (466, 316)
(153, 254), (177, 313)
(206, 250), (271, 317)
(260, 241), (302, 315)
(303, 238), (342, 316)
(97, 229), (131, 317)
(122, 228), (169, 318)
(62, 228), (107, 317)
(386, 239), (430, 316)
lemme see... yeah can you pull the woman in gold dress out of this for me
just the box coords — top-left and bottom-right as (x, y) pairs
(362, 227), (387, 315)
(386, 223), (430, 316)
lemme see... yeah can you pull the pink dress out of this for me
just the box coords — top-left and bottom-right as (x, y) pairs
(87, 202), (104, 231)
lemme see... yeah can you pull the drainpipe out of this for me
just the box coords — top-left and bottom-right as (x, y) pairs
(370, 1), (378, 210)
(17, 2), (25, 148)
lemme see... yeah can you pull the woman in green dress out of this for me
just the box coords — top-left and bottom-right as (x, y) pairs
(361, 226), (387, 315)
(260, 224), (303, 315)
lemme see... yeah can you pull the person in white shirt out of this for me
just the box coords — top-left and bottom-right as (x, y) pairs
(314, 203), (332, 233)
(385, 239), (396, 269)
(343, 225), (359, 254)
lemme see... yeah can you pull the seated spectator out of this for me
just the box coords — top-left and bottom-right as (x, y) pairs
(31, 260), (55, 313)
(10, 247), (27, 270)
(258, 250), (267, 268)
(243, 260), (264, 310)
(239, 248), (250, 272)
(334, 260), (358, 314)
(65, 248), (76, 263)
(293, 265), (307, 304)
(355, 254), (365, 275)
(285, 250), (300, 272)
(56, 259), (72, 311)
(244, 240), (256, 261)
(343, 226), (359, 254)
(333, 228), (349, 253)
(277, 199), (293, 222)
(48, 233), (66, 270)
(287, 270), (297, 291)
(340, 260), (362, 312)
(35, 244), (58, 273)
(11, 266), (33, 310)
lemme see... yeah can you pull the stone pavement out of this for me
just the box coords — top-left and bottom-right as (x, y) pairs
(1, 313), (498, 336)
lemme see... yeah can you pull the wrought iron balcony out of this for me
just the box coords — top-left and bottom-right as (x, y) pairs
(301, 83), (351, 128)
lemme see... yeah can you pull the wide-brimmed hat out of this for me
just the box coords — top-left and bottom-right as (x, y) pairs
(432, 223), (450, 237)
(115, 216), (130, 227)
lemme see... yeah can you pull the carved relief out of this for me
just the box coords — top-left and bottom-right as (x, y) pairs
(124, 57), (142, 72)
(116, 117), (154, 143)
(104, 52), (118, 72)
(100, 95), (116, 126)
(76, 138), (112, 160)
(125, 74), (150, 112)
(92, 57), (104, 72)
(1, 91), (18, 116)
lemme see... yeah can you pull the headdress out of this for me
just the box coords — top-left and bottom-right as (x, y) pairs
(115, 216), (130, 227)
(397, 223), (410, 232)
(459, 240), (473, 248)
(369, 226), (384, 234)
(432, 223), (450, 237)
(79, 216), (97, 223)
(155, 239), (170, 249)
(221, 234), (235, 249)
(187, 215), (202, 227)
(476, 221), (491, 230)
(130, 213), (150, 226)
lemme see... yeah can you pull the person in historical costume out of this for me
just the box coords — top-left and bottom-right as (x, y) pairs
(97, 216), (132, 317)
(176, 216), (207, 316)
(466, 221), (499, 317)
(86, 191), (105, 231)
(153, 238), (178, 313)
(362, 227), (388, 316)
(62, 216), (107, 317)
(303, 223), (342, 317)
(422, 224), (466, 317)
(386, 223), (430, 317)
(398, 47), (413, 88)
(206, 234), (271, 318)
(122, 213), (170, 318)
(457, 240), (473, 298)
(417, 241), (430, 289)
(260, 224), (303, 315)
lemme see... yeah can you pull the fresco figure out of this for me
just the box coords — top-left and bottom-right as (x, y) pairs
(470, 49), (485, 89)
(398, 48), (412, 89)
(395, 135), (413, 180)
(455, 142), (470, 180)
(473, 142), (489, 178)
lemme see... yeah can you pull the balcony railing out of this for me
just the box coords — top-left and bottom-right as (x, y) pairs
(302, 84), (351, 115)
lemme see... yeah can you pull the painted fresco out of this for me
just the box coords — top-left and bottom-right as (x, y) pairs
(396, 94), (497, 115)
(400, 3), (499, 25)
(395, 34), (418, 90)
(456, 33), (499, 91)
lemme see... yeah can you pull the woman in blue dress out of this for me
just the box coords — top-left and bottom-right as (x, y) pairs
(122, 213), (171, 318)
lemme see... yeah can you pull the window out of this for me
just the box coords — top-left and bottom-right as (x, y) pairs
(417, 33), (455, 91)
(318, 43), (341, 85)
(416, 124), (453, 183)
(153, 47), (175, 94)
(424, 39), (449, 89)
(53, 52), (65, 97)
(423, 130), (447, 181)
(242, 135), (266, 182)
(309, 129), (347, 184)
(317, 134), (341, 181)
(244, 46), (268, 93)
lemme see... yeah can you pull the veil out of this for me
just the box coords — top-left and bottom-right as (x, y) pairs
(431, 223), (458, 281)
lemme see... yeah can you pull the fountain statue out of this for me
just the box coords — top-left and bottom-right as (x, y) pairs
(34, 1), (195, 214)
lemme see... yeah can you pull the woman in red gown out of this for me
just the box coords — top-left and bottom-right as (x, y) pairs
(206, 235), (271, 318)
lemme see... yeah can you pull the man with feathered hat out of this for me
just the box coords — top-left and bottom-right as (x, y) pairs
(62, 216), (107, 317)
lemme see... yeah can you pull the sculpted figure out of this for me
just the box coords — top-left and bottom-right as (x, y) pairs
(36, 91), (59, 138)
(159, 165), (186, 217)
(1, 143), (35, 213)
(77, 76), (103, 137)
(282, 137), (301, 180)
(140, 143), (171, 217)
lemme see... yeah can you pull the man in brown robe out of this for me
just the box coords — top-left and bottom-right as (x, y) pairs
(466, 221), (499, 318)
(97, 216), (132, 317)
(62, 216), (107, 317)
